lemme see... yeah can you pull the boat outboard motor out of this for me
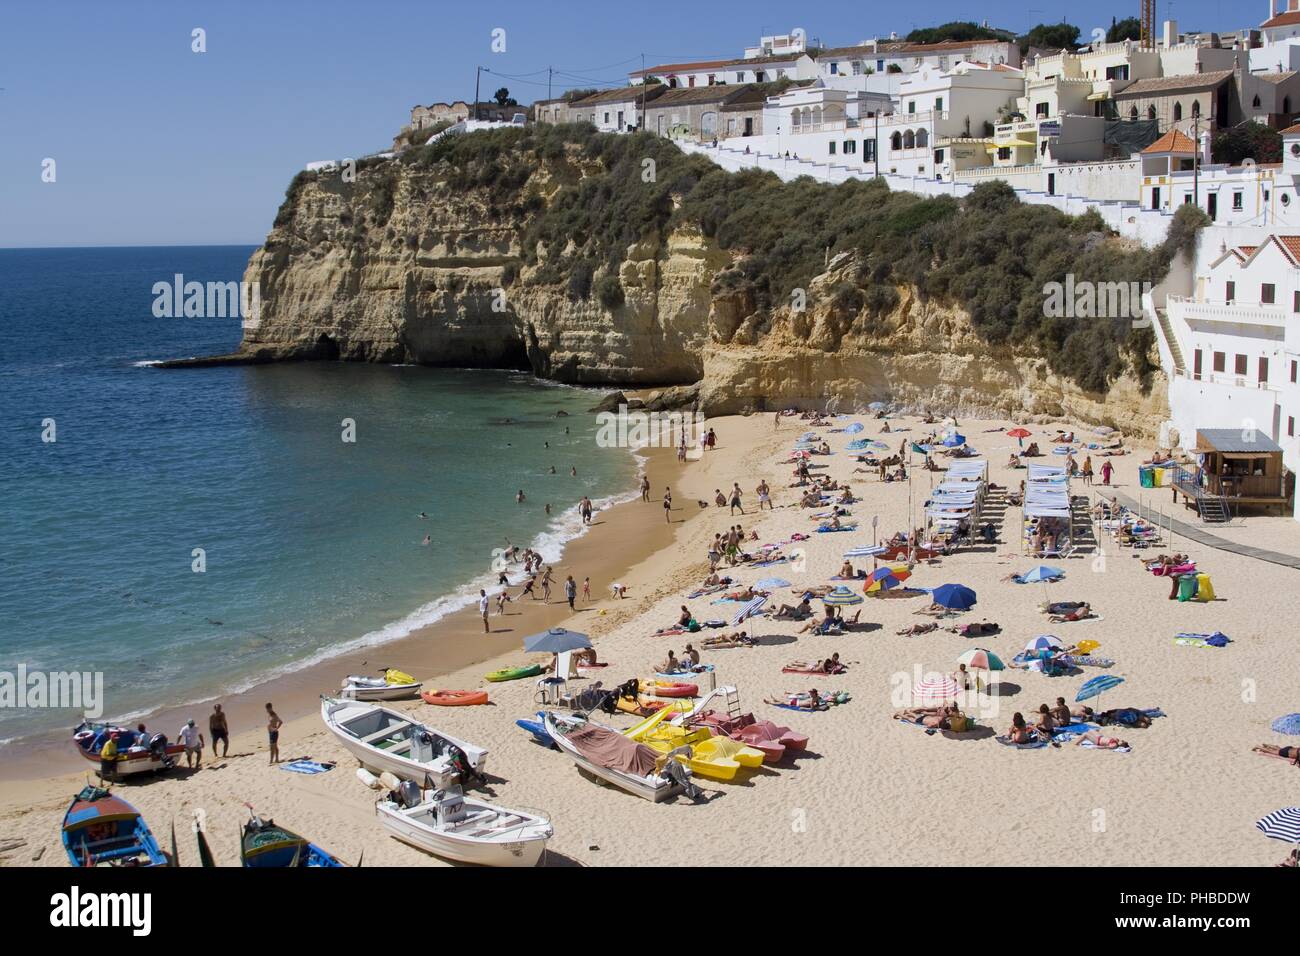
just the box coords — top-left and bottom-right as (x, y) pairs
(409, 728), (435, 763)
(661, 747), (703, 802)
(149, 733), (175, 767)
(397, 779), (422, 809)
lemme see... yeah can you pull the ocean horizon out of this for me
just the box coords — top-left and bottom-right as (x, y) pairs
(0, 245), (639, 745)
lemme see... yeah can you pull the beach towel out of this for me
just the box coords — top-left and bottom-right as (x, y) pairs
(751, 557), (790, 567)
(280, 759), (335, 775)
(1175, 631), (1231, 648)
(815, 525), (857, 533)
(995, 735), (1048, 749)
(1079, 739), (1131, 752)
(1051, 614), (1104, 625)
(1059, 654), (1115, 668)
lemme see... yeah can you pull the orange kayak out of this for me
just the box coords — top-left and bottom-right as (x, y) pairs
(421, 689), (489, 707)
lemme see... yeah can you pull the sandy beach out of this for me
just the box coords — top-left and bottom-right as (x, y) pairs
(4, 410), (1298, 868)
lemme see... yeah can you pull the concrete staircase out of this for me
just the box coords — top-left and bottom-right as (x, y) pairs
(1154, 307), (1185, 373)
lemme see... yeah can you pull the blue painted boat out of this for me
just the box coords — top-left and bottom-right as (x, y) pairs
(240, 812), (343, 867)
(62, 785), (167, 867)
(515, 712), (552, 746)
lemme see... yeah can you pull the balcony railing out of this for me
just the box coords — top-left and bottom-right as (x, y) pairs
(1174, 368), (1280, 392)
(1167, 296), (1287, 327)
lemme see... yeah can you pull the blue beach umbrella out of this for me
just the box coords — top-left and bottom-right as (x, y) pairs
(869, 401), (888, 412)
(942, 433), (966, 447)
(822, 586), (864, 607)
(930, 583), (977, 611)
(845, 422), (865, 434)
(732, 595), (767, 625)
(754, 576), (791, 590)
(523, 627), (591, 654)
(1271, 714), (1300, 736)
(844, 545), (887, 558)
(1076, 674), (1124, 706)
(1019, 565), (1064, 583)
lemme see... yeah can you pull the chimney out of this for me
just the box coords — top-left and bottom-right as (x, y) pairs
(1271, 0), (1278, 19)
(1163, 20), (1177, 49)
(1200, 130), (1212, 167)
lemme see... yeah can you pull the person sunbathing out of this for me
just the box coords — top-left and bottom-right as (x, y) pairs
(1075, 730), (1128, 749)
(1252, 744), (1300, 766)
(1007, 453), (1022, 468)
(799, 610), (840, 634)
(702, 630), (754, 649)
(1005, 712), (1033, 744)
(1070, 704), (1095, 720)
(820, 653), (844, 673)
(1050, 697), (1072, 726)
(895, 705), (948, 728)
(838, 487), (855, 504)
(1095, 708), (1152, 728)
(773, 599), (812, 620)
(1049, 603), (1094, 623)
(839, 560), (856, 578)
(1034, 704), (1057, 738)
(897, 622), (938, 636)
(769, 689), (827, 711)
(725, 587), (757, 601)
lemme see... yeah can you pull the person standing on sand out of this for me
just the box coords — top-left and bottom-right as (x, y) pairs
(641, 474), (651, 501)
(756, 479), (772, 510)
(730, 482), (744, 515)
(179, 718), (204, 769)
(582, 576), (591, 602)
(663, 488), (673, 523)
(479, 588), (490, 632)
(565, 574), (577, 610)
(265, 703), (282, 765)
(541, 566), (554, 603)
(1100, 460), (1114, 486)
(209, 704), (229, 759)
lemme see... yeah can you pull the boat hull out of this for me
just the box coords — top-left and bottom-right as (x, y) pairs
(544, 712), (680, 803)
(320, 697), (487, 787)
(375, 801), (550, 867)
(341, 681), (423, 701)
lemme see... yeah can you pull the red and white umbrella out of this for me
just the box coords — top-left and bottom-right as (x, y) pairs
(912, 674), (960, 705)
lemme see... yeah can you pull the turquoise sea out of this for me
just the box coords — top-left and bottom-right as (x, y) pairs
(0, 246), (638, 744)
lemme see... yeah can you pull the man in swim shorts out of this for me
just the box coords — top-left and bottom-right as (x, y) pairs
(209, 703), (229, 758)
(266, 702), (282, 765)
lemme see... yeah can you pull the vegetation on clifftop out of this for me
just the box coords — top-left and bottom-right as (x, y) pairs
(282, 123), (1204, 394)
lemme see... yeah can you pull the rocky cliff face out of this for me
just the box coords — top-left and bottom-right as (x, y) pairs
(193, 144), (1167, 437)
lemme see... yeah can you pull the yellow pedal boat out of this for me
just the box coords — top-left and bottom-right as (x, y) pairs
(622, 709), (764, 781)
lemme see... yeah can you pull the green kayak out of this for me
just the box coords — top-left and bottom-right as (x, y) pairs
(484, 664), (544, 682)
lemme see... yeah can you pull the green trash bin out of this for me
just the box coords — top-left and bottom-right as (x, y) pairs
(1177, 574), (1199, 602)
(1139, 466), (1154, 488)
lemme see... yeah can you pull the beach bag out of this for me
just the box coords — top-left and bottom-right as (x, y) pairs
(948, 714), (970, 733)
(1194, 573), (1215, 602)
(687, 620), (701, 632)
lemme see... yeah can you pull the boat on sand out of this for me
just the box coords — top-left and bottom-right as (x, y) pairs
(544, 711), (697, 802)
(376, 781), (552, 867)
(321, 696), (487, 787)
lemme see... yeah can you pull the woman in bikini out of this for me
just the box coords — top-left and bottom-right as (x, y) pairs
(1252, 744), (1300, 766)
(1006, 712), (1032, 744)
(1076, 731), (1128, 749)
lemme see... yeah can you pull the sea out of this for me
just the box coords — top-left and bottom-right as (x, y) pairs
(0, 246), (639, 746)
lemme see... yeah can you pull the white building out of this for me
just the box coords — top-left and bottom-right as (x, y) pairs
(812, 37), (1021, 99)
(1160, 231), (1300, 515)
(628, 52), (815, 88)
(745, 32), (807, 60)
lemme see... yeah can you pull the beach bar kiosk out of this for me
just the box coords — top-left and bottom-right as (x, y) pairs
(1170, 429), (1290, 518)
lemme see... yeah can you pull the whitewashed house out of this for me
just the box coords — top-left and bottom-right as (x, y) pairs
(813, 37), (1020, 99)
(628, 51), (815, 88)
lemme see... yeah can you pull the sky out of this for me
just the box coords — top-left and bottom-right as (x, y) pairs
(0, 0), (1243, 247)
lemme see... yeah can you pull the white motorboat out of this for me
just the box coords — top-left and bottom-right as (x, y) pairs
(320, 697), (487, 787)
(340, 674), (423, 701)
(543, 711), (688, 802)
(376, 783), (552, 867)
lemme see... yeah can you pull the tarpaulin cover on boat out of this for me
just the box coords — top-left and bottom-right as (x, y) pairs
(567, 725), (658, 776)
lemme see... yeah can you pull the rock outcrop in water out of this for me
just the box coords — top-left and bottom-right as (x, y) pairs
(174, 129), (1175, 437)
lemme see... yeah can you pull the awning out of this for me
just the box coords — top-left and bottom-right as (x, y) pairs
(987, 138), (1035, 152)
(1086, 91), (1109, 101)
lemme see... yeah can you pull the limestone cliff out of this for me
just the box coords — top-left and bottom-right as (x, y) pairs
(180, 134), (1169, 438)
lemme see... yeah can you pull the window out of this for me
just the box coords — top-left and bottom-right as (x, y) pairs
(890, 131), (902, 151)
(830, 62), (839, 75)
(908, 101), (916, 114)
(603, 112), (610, 124)
(736, 72), (744, 83)
(1036, 102), (1050, 118)
(1235, 354), (1248, 376)
(1173, 102), (1183, 121)
(1233, 191), (1244, 211)
(1253, 95), (1262, 108)
(1292, 360), (1298, 383)
(828, 141), (837, 155)
(755, 71), (765, 82)
(1194, 349), (1203, 376)
(1130, 106), (1139, 120)
(1289, 416), (1295, 438)
(877, 59), (884, 72)
(844, 140), (857, 154)
(1106, 64), (1130, 81)
(852, 61), (862, 75)
(1226, 281), (1236, 302)
(1191, 101), (1200, 118)
(1147, 105), (1157, 120)
(1286, 96), (1293, 113)
(1294, 290), (1299, 313)
(903, 129), (915, 149)
(997, 147), (1012, 160)
(1262, 283), (1276, 304)
(916, 129), (928, 147)
(935, 97), (943, 113)
(1213, 351), (1226, 372)
(688, 76), (695, 87)
(1259, 357), (1269, 383)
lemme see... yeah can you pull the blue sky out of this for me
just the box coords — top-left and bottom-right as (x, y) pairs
(0, 0), (1241, 246)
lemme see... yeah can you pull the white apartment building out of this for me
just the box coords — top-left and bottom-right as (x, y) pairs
(813, 37), (1021, 99)
(745, 32), (807, 59)
(628, 52), (815, 88)
(1160, 231), (1300, 515)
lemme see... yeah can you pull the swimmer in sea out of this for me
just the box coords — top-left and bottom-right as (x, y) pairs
(570, 466), (577, 477)
(545, 503), (552, 515)
(516, 489), (526, 504)
(417, 511), (428, 519)
(422, 535), (431, 546)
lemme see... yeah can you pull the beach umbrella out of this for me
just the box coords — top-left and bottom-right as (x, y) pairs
(1257, 807), (1300, 845)
(865, 572), (906, 594)
(845, 422), (865, 434)
(941, 433), (966, 447)
(1024, 635), (1064, 653)
(1007, 428), (1032, 438)
(913, 674), (960, 705)
(930, 583), (976, 611)
(822, 586), (864, 607)
(1271, 714), (1300, 736)
(956, 648), (1005, 672)
(1076, 674), (1124, 707)
(1018, 565), (1064, 583)
(864, 439), (890, 450)
(732, 595), (767, 625)
(523, 627), (591, 654)
(869, 401), (888, 411)
(844, 545), (887, 558)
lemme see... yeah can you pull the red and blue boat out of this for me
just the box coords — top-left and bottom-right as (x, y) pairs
(61, 786), (167, 867)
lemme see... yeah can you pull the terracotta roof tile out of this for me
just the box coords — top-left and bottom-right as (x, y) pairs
(1141, 128), (1198, 153)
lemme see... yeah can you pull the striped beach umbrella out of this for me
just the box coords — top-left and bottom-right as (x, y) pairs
(1076, 674), (1125, 705)
(1018, 565), (1064, 583)
(956, 648), (1005, 672)
(732, 595), (767, 625)
(844, 545), (887, 558)
(913, 674), (960, 704)
(1255, 807), (1300, 844)
(822, 586), (863, 607)
(1271, 714), (1300, 736)
(754, 576), (791, 591)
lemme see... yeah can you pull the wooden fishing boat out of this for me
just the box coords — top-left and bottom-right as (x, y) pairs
(61, 786), (167, 867)
(72, 720), (184, 777)
(240, 812), (343, 867)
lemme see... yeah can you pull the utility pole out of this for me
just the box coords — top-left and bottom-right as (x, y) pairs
(474, 66), (481, 121)
(1192, 114), (1200, 213)
(874, 109), (880, 178)
(640, 53), (646, 131)
(548, 66), (553, 101)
